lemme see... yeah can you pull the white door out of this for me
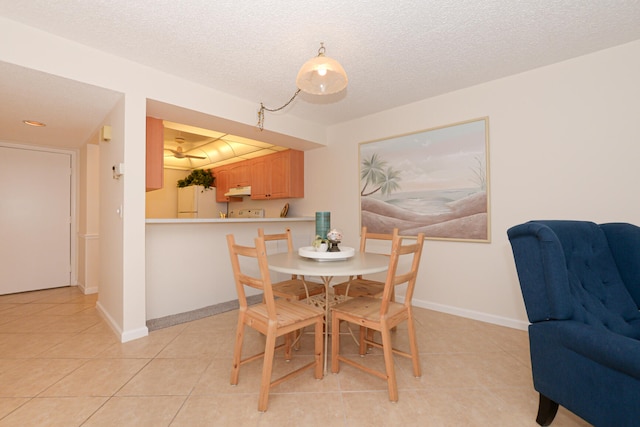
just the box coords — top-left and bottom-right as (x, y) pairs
(0, 146), (72, 294)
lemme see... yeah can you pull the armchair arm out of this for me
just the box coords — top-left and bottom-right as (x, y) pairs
(535, 320), (640, 380)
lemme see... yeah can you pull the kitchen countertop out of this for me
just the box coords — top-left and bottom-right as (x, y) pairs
(145, 217), (314, 224)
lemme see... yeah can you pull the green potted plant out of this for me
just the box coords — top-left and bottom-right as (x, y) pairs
(177, 169), (215, 189)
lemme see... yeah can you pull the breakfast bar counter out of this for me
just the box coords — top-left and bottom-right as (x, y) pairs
(145, 217), (315, 322)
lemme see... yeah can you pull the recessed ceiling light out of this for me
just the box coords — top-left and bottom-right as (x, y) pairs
(23, 120), (46, 127)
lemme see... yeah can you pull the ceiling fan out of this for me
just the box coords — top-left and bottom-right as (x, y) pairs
(166, 136), (207, 159)
(167, 146), (206, 159)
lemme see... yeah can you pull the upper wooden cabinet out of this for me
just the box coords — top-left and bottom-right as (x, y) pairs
(146, 117), (164, 192)
(250, 150), (304, 200)
(213, 149), (304, 202)
(212, 166), (241, 203)
(229, 163), (251, 188)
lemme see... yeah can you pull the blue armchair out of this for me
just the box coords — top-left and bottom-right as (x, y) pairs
(507, 220), (640, 427)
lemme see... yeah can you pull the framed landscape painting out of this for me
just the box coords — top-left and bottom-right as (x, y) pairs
(359, 117), (490, 242)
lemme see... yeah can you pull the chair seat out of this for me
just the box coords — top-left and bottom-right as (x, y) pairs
(333, 278), (384, 297)
(332, 296), (406, 323)
(249, 299), (324, 328)
(272, 279), (325, 300)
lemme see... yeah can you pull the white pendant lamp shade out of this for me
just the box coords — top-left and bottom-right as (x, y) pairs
(296, 50), (348, 95)
(258, 43), (347, 130)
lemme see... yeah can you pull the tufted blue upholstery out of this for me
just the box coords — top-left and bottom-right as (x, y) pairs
(508, 220), (640, 427)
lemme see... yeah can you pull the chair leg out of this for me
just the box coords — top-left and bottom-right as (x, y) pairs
(331, 313), (341, 373)
(391, 288), (397, 332)
(536, 393), (559, 426)
(380, 325), (398, 402)
(284, 332), (292, 361)
(258, 325), (277, 412)
(406, 314), (421, 377)
(314, 318), (323, 379)
(230, 316), (245, 385)
(359, 326), (367, 355)
(367, 328), (375, 347)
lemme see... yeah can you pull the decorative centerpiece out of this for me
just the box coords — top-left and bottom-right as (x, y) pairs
(312, 235), (329, 252)
(326, 229), (343, 252)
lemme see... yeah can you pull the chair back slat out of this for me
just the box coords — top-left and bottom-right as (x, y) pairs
(258, 227), (294, 253)
(226, 234), (278, 319)
(258, 228), (299, 280)
(379, 233), (425, 314)
(360, 226), (398, 253)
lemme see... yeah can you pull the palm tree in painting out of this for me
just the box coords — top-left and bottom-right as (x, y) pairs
(470, 155), (486, 191)
(361, 153), (402, 196)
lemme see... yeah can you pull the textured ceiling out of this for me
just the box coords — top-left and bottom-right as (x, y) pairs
(1, 0), (640, 149)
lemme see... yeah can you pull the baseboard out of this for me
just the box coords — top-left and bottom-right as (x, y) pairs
(96, 300), (149, 343)
(76, 281), (98, 295)
(407, 297), (529, 331)
(144, 293), (529, 334)
(121, 326), (150, 343)
(146, 294), (263, 332)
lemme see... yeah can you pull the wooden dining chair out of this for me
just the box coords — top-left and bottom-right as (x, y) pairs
(330, 232), (425, 402)
(332, 227), (399, 299)
(227, 234), (324, 412)
(257, 228), (324, 301)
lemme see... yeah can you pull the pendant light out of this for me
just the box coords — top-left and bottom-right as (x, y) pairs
(258, 43), (347, 130)
(295, 43), (348, 95)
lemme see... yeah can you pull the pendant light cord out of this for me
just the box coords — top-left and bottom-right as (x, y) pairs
(257, 89), (301, 130)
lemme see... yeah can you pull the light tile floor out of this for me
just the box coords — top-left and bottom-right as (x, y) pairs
(0, 287), (591, 426)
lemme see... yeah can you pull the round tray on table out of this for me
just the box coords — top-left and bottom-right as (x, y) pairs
(298, 246), (355, 261)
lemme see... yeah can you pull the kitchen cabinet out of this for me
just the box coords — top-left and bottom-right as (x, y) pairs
(229, 163), (250, 187)
(146, 117), (164, 191)
(213, 149), (304, 202)
(212, 166), (242, 203)
(251, 150), (304, 200)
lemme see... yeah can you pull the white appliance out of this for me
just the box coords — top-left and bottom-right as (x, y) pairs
(224, 185), (251, 197)
(228, 208), (265, 218)
(178, 185), (227, 218)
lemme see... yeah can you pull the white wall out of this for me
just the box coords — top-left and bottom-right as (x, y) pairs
(302, 40), (640, 328)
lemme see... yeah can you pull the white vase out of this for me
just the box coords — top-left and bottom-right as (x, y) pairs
(316, 243), (328, 252)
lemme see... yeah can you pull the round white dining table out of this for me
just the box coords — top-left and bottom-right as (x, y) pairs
(267, 250), (389, 374)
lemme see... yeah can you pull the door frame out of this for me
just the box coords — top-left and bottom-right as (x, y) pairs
(0, 140), (78, 289)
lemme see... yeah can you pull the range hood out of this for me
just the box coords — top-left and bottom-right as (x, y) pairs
(224, 186), (251, 197)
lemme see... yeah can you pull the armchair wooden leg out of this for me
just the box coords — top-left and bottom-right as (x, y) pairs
(536, 393), (559, 426)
